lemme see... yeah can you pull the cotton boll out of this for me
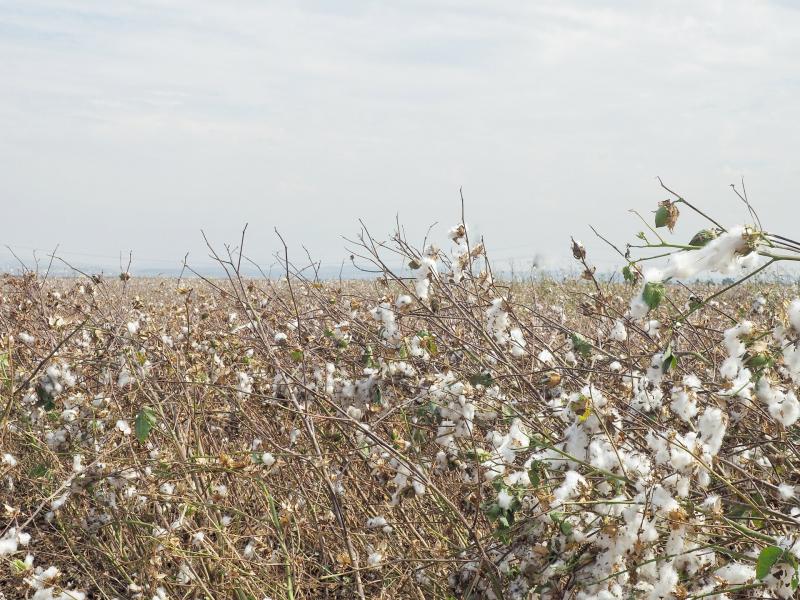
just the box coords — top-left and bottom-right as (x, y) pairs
(497, 489), (513, 510)
(669, 432), (697, 472)
(644, 320), (660, 338)
(552, 470), (586, 507)
(650, 485), (680, 516)
(758, 379), (800, 427)
(51, 492), (70, 511)
(609, 320), (628, 342)
(72, 455), (84, 473)
(698, 408), (727, 456)
(629, 294), (650, 319)
(648, 562), (679, 599)
(778, 483), (796, 500)
(509, 327), (527, 357)
(538, 349), (554, 365)
(789, 299), (800, 333)
(366, 516), (388, 529)
(715, 562), (755, 584)
(670, 388), (697, 423)
(395, 295), (413, 309)
(0, 528), (19, 555)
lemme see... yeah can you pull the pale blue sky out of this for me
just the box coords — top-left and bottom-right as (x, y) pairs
(2, 1), (800, 274)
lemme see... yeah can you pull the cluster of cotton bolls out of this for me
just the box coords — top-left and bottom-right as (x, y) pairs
(411, 246), (439, 301)
(485, 298), (527, 358)
(369, 301), (400, 346)
(630, 226), (761, 319)
(1, 526), (85, 599)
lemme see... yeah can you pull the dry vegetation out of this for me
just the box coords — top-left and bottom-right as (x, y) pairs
(2, 194), (800, 599)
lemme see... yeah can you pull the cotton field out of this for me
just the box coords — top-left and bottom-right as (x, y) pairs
(1, 200), (800, 599)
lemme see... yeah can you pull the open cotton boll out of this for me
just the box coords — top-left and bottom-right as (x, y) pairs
(698, 408), (727, 456)
(0, 528), (21, 555)
(509, 327), (527, 357)
(670, 387), (698, 423)
(497, 488), (513, 510)
(608, 320), (627, 342)
(486, 298), (510, 343)
(412, 248), (438, 301)
(757, 379), (800, 427)
(714, 562), (756, 584)
(629, 294), (650, 319)
(552, 470), (586, 507)
(395, 295), (413, 309)
(669, 432), (698, 472)
(648, 562), (679, 600)
(789, 299), (800, 333)
(366, 516), (388, 529)
(650, 485), (680, 516)
(644, 319), (660, 338)
(778, 483), (796, 500)
(538, 349), (554, 365)
(448, 223), (467, 242)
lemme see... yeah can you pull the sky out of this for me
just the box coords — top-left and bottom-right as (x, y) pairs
(2, 0), (800, 276)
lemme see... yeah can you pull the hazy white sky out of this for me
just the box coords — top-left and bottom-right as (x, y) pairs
(2, 0), (800, 274)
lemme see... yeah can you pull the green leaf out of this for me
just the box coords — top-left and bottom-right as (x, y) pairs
(135, 406), (157, 443)
(485, 503), (502, 520)
(10, 558), (28, 573)
(424, 336), (438, 356)
(642, 281), (665, 310)
(29, 463), (49, 478)
(570, 333), (592, 358)
(469, 373), (493, 387)
(362, 345), (375, 368)
(662, 345), (678, 373)
(746, 352), (773, 369)
(559, 519), (573, 535)
(371, 386), (383, 406)
(290, 349), (304, 362)
(622, 265), (635, 283)
(756, 545), (784, 580)
(528, 461), (542, 487)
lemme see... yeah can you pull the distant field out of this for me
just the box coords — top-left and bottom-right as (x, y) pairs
(1, 258), (799, 598)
